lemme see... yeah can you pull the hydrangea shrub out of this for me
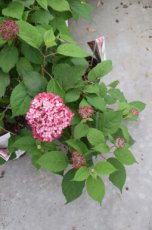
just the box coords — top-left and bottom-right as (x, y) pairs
(0, 1), (145, 203)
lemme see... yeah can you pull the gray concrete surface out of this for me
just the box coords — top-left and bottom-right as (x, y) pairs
(0, 0), (152, 229)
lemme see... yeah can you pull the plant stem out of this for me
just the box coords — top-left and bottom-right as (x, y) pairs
(0, 126), (15, 135)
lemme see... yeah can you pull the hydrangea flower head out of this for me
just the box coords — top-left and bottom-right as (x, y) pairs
(0, 19), (19, 40)
(72, 151), (86, 169)
(26, 93), (74, 142)
(78, 106), (94, 119)
(115, 137), (125, 148)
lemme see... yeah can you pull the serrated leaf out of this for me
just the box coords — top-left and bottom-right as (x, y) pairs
(22, 71), (47, 97)
(114, 147), (136, 165)
(109, 80), (119, 88)
(48, 0), (70, 12)
(0, 46), (18, 73)
(86, 176), (105, 202)
(93, 143), (110, 154)
(86, 95), (106, 112)
(108, 88), (127, 102)
(21, 43), (43, 64)
(2, 2), (24, 19)
(66, 139), (88, 154)
(73, 166), (89, 181)
(0, 71), (10, 97)
(53, 63), (86, 91)
(31, 10), (53, 25)
(16, 57), (33, 76)
(36, 0), (48, 10)
(38, 151), (69, 172)
(74, 123), (89, 139)
(47, 79), (65, 100)
(44, 29), (56, 48)
(13, 136), (36, 152)
(108, 157), (126, 191)
(62, 169), (85, 203)
(10, 83), (31, 117)
(70, 0), (93, 20)
(57, 43), (88, 57)
(87, 128), (105, 146)
(17, 20), (42, 49)
(65, 89), (80, 103)
(94, 161), (117, 175)
(99, 111), (122, 135)
(88, 60), (112, 81)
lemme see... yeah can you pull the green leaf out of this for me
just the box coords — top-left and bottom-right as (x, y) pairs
(62, 169), (85, 203)
(44, 29), (56, 48)
(121, 126), (130, 143)
(93, 143), (110, 154)
(2, 1), (24, 19)
(57, 43), (88, 57)
(84, 84), (100, 95)
(87, 128), (105, 146)
(31, 10), (53, 25)
(73, 166), (89, 181)
(0, 46), (18, 73)
(16, 57), (33, 76)
(86, 95), (106, 112)
(74, 123), (89, 139)
(17, 20), (42, 49)
(66, 139), (88, 154)
(65, 89), (80, 103)
(109, 80), (119, 88)
(38, 151), (69, 172)
(108, 88), (127, 102)
(36, 0), (48, 10)
(53, 63), (86, 91)
(10, 83), (31, 117)
(21, 43), (43, 64)
(0, 71), (10, 97)
(88, 60), (112, 81)
(108, 157), (126, 192)
(22, 71), (47, 97)
(48, 0), (70, 12)
(99, 111), (122, 135)
(47, 79), (65, 100)
(114, 147), (136, 165)
(129, 101), (146, 112)
(86, 176), (105, 203)
(13, 136), (36, 152)
(94, 161), (117, 175)
(70, 0), (93, 20)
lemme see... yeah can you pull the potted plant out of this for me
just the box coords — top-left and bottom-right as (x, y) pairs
(0, 0), (145, 203)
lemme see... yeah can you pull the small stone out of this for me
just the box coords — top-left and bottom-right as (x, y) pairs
(115, 19), (119, 23)
(123, 4), (128, 8)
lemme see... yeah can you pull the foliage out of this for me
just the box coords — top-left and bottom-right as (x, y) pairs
(0, 0), (145, 204)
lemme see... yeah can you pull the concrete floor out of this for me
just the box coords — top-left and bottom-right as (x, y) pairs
(0, 0), (152, 229)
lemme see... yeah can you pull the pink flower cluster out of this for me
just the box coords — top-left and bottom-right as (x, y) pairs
(26, 93), (74, 142)
(130, 108), (139, 116)
(0, 19), (19, 40)
(78, 106), (94, 119)
(115, 137), (125, 148)
(72, 152), (86, 169)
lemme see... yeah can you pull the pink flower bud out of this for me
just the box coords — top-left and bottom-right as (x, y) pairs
(130, 108), (139, 116)
(115, 137), (125, 148)
(78, 106), (94, 119)
(72, 151), (86, 169)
